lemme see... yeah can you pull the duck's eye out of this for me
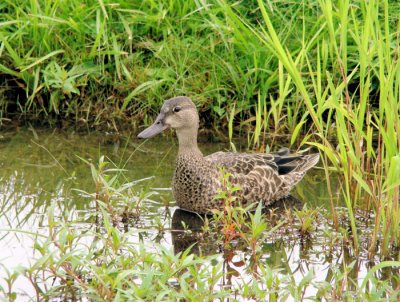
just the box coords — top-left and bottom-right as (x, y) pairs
(173, 106), (181, 113)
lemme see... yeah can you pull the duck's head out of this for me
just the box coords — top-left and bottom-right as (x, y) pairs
(137, 96), (199, 139)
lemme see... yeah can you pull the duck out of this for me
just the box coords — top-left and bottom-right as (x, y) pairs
(138, 96), (319, 214)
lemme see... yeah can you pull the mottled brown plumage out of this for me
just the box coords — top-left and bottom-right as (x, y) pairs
(138, 96), (319, 214)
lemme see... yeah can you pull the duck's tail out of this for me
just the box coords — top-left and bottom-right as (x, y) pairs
(274, 151), (320, 175)
(279, 153), (320, 192)
(292, 153), (320, 174)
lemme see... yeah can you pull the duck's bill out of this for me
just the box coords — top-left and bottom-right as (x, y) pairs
(137, 116), (168, 139)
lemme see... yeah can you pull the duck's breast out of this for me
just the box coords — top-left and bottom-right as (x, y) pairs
(173, 155), (220, 212)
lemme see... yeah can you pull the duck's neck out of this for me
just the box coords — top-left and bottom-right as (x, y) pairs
(176, 127), (203, 157)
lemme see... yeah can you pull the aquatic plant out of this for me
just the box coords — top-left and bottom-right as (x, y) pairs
(294, 204), (319, 237)
(75, 155), (154, 223)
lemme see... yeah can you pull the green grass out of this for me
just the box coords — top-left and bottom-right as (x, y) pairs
(0, 0), (266, 126)
(0, 0), (369, 129)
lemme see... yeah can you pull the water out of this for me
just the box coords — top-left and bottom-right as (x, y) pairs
(0, 128), (398, 300)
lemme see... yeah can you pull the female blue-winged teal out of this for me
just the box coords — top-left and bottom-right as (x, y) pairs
(138, 96), (319, 214)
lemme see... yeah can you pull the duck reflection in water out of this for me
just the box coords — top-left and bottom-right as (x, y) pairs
(171, 195), (304, 256)
(171, 195), (304, 285)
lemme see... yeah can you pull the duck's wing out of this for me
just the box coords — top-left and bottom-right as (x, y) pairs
(205, 150), (319, 205)
(205, 148), (308, 175)
(205, 151), (278, 174)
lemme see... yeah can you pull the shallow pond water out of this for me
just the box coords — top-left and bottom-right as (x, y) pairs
(0, 128), (398, 300)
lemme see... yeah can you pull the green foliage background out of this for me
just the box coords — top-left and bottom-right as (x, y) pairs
(0, 0), (396, 130)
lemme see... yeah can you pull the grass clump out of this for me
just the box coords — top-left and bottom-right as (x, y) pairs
(0, 0), (253, 127)
(212, 0), (400, 258)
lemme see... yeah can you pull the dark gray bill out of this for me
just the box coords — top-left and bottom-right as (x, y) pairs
(137, 114), (168, 139)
